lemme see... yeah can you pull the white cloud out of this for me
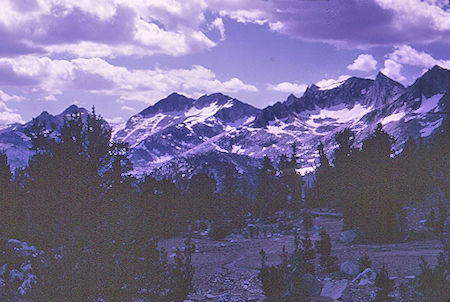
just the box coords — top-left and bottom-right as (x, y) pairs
(121, 105), (135, 112)
(0, 55), (258, 104)
(375, 0), (450, 32)
(209, 18), (226, 41)
(105, 116), (124, 124)
(0, 89), (25, 102)
(381, 45), (450, 81)
(44, 94), (57, 101)
(347, 54), (377, 72)
(381, 59), (405, 81)
(387, 45), (450, 69)
(210, 0), (450, 47)
(267, 82), (308, 95)
(316, 75), (351, 90)
(0, 0), (220, 58)
(0, 100), (24, 124)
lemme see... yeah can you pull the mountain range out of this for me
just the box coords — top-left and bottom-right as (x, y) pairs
(1, 65), (448, 180)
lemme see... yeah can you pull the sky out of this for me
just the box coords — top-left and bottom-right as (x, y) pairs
(0, 0), (449, 126)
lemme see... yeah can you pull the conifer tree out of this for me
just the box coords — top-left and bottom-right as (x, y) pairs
(0, 151), (20, 238)
(333, 128), (358, 229)
(255, 155), (280, 218)
(310, 142), (335, 208)
(188, 172), (217, 220)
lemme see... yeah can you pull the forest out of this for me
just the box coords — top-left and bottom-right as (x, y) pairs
(0, 108), (448, 301)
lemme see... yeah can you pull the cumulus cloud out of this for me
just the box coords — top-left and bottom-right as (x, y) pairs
(381, 45), (450, 81)
(0, 90), (24, 124)
(0, 89), (25, 102)
(121, 105), (135, 112)
(381, 59), (406, 81)
(267, 82), (308, 95)
(1, 0), (448, 58)
(211, 0), (450, 47)
(105, 116), (124, 125)
(387, 45), (450, 69)
(347, 54), (377, 72)
(0, 56), (257, 104)
(316, 75), (351, 90)
(0, 0), (222, 58)
(209, 18), (226, 41)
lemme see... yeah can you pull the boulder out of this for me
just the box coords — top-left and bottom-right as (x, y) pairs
(320, 279), (350, 301)
(339, 230), (358, 244)
(340, 260), (361, 276)
(303, 273), (323, 297)
(289, 273), (323, 298)
(353, 268), (377, 285)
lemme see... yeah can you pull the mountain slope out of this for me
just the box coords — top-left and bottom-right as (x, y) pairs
(1, 66), (448, 179)
(113, 92), (260, 174)
(0, 105), (89, 168)
(129, 66), (448, 177)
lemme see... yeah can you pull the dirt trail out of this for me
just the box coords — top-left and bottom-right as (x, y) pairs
(160, 214), (444, 301)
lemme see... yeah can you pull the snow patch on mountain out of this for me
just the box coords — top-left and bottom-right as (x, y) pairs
(184, 101), (226, 129)
(381, 112), (405, 125)
(415, 93), (444, 114)
(420, 118), (443, 137)
(306, 104), (373, 130)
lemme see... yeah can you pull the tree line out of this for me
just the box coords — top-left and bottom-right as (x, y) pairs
(307, 121), (448, 242)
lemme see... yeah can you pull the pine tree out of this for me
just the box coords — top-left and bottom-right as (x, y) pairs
(358, 123), (403, 241)
(188, 173), (217, 220)
(0, 151), (21, 238)
(396, 136), (433, 202)
(310, 142), (335, 208)
(287, 142), (303, 207)
(333, 128), (359, 229)
(23, 108), (132, 247)
(255, 155), (280, 218)
(220, 166), (246, 227)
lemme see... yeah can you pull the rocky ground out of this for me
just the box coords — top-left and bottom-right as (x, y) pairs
(160, 207), (445, 302)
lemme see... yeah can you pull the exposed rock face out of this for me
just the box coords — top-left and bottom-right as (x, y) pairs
(1, 66), (448, 182)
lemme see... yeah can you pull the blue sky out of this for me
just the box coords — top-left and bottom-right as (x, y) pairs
(0, 0), (449, 125)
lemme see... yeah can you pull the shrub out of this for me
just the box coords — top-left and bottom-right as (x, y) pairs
(258, 235), (317, 301)
(375, 266), (394, 301)
(358, 253), (372, 272)
(258, 249), (286, 300)
(301, 233), (315, 264)
(209, 221), (233, 240)
(316, 229), (332, 256)
(415, 253), (449, 302)
(319, 255), (339, 273)
(316, 229), (338, 272)
(27, 235), (195, 301)
(302, 211), (313, 230)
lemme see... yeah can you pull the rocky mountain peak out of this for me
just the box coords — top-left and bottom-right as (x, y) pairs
(61, 104), (85, 116)
(139, 93), (195, 117)
(409, 65), (450, 98)
(303, 84), (319, 96)
(194, 93), (234, 109)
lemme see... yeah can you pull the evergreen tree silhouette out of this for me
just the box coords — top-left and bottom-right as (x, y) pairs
(333, 128), (358, 229)
(310, 142), (335, 208)
(255, 155), (282, 218)
(0, 151), (22, 238)
(188, 173), (216, 220)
